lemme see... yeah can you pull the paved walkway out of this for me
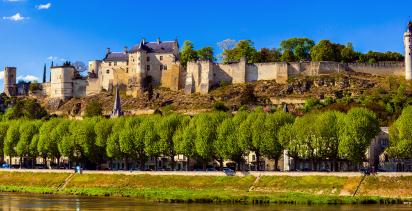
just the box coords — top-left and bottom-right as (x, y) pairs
(1, 169), (412, 177)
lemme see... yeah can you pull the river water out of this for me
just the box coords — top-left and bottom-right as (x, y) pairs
(1, 193), (412, 210)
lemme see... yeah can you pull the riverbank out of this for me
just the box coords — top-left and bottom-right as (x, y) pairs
(0, 171), (410, 204)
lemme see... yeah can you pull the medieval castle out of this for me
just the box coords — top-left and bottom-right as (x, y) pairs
(3, 22), (412, 99)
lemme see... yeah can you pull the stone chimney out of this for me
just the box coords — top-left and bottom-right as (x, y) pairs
(106, 48), (111, 55)
(124, 46), (128, 53)
(157, 37), (161, 44)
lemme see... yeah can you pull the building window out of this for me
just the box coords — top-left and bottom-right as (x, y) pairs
(109, 62), (112, 66)
(147, 56), (150, 62)
(160, 56), (163, 61)
(164, 65), (167, 70)
(160, 65), (163, 71)
(114, 62), (117, 66)
(106, 70), (110, 74)
(126, 68), (129, 73)
(147, 65), (150, 71)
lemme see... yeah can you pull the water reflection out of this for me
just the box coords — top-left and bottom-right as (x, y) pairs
(0, 193), (411, 211)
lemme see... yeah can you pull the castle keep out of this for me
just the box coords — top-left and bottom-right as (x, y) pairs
(3, 22), (412, 99)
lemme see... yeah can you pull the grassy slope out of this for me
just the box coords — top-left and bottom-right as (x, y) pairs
(0, 172), (407, 204)
(359, 176), (412, 198)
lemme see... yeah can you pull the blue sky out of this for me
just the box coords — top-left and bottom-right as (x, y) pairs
(0, 0), (411, 87)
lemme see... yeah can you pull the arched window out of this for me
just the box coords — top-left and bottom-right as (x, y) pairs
(106, 70), (110, 74)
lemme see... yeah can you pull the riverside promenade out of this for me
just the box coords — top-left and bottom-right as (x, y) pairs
(1, 168), (411, 177)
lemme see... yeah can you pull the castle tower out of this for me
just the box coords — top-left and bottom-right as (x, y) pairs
(3, 67), (17, 97)
(405, 21), (412, 80)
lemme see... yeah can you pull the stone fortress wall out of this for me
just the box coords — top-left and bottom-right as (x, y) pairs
(185, 60), (406, 94)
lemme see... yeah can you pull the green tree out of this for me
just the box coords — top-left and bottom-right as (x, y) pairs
(197, 47), (214, 61)
(280, 49), (296, 62)
(261, 112), (295, 170)
(388, 106), (412, 159)
(311, 40), (344, 62)
(280, 38), (315, 61)
(255, 48), (282, 63)
(38, 119), (61, 168)
(175, 116), (197, 170)
(106, 118), (126, 167)
(239, 111), (266, 171)
(94, 118), (113, 149)
(4, 121), (20, 166)
(4, 99), (48, 120)
(338, 108), (380, 166)
(157, 114), (184, 170)
(340, 42), (359, 63)
(0, 123), (9, 163)
(142, 116), (161, 170)
(222, 40), (257, 63)
(195, 112), (227, 169)
(314, 111), (344, 171)
(180, 41), (198, 67)
(17, 121), (41, 168)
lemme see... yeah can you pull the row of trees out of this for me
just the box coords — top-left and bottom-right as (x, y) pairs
(0, 107), (381, 171)
(180, 38), (404, 65)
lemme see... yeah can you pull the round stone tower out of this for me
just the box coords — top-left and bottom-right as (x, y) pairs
(3, 67), (17, 97)
(404, 21), (412, 80)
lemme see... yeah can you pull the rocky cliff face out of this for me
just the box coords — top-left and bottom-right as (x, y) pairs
(40, 72), (388, 117)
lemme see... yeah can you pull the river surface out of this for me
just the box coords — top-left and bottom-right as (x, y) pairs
(1, 193), (412, 210)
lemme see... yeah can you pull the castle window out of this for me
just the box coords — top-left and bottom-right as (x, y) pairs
(160, 65), (163, 71)
(160, 56), (163, 61)
(114, 62), (117, 66)
(147, 56), (150, 62)
(109, 62), (112, 66)
(106, 70), (110, 74)
(164, 65), (167, 70)
(147, 65), (150, 71)
(126, 68), (129, 73)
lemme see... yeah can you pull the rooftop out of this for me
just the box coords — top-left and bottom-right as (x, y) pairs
(129, 39), (178, 54)
(104, 52), (129, 62)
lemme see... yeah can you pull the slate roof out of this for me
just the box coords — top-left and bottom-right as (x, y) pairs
(129, 40), (177, 54)
(104, 52), (129, 62)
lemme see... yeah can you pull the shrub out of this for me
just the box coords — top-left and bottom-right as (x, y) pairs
(84, 100), (103, 117)
(213, 102), (229, 112)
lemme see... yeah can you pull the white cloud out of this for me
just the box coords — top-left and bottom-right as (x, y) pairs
(48, 56), (66, 62)
(17, 75), (39, 82)
(36, 3), (51, 10)
(0, 71), (4, 80)
(2, 13), (29, 22)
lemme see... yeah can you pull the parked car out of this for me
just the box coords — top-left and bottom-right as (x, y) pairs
(223, 167), (235, 176)
(206, 167), (217, 172)
(1, 164), (10, 169)
(360, 168), (370, 175)
(319, 168), (331, 172)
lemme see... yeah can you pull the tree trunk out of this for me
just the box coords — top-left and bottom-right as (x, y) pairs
(294, 157), (299, 171)
(43, 155), (47, 169)
(170, 155), (175, 171)
(218, 158), (224, 170)
(19, 157), (22, 169)
(57, 156), (61, 169)
(256, 152), (261, 171)
(274, 159), (279, 171)
(125, 156), (129, 170)
(186, 157), (190, 171)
